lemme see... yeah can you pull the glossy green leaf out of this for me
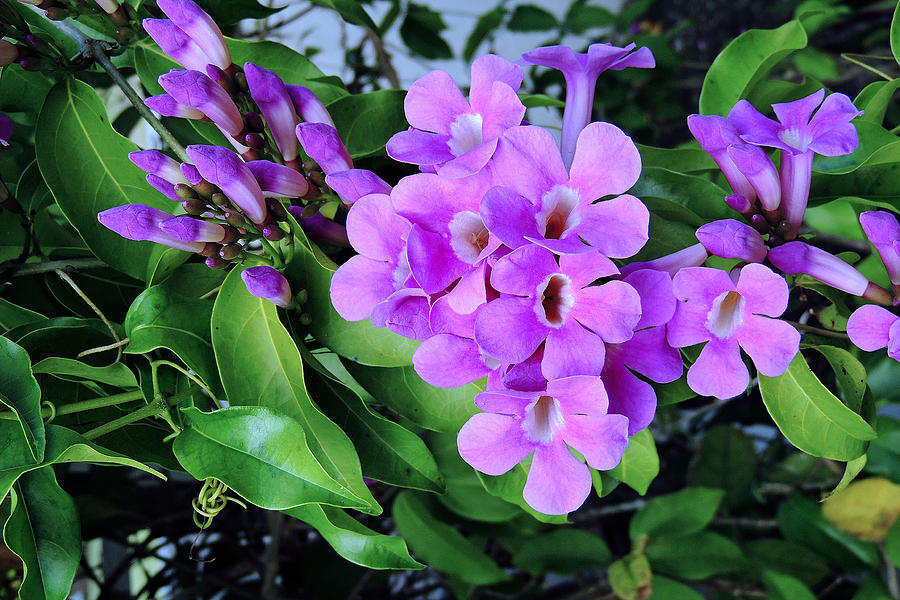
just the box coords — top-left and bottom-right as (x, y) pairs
(646, 530), (745, 579)
(0, 337), (44, 462)
(866, 417), (900, 484)
(608, 429), (659, 495)
(32, 357), (138, 389)
(285, 234), (418, 367)
(34, 78), (185, 281)
(892, 0), (900, 66)
(813, 122), (900, 175)
(810, 163), (900, 208)
(304, 367), (444, 493)
(855, 79), (900, 126)
(608, 552), (652, 600)
(636, 144), (716, 174)
(311, 0), (376, 29)
(11, 317), (117, 364)
(0, 64), (53, 115)
(568, 4), (615, 33)
(807, 345), (868, 415)
(392, 491), (510, 585)
(629, 167), (732, 226)
(212, 268), (378, 513)
(507, 4), (558, 31)
(463, 7), (505, 61)
(43, 425), (164, 478)
(124, 283), (221, 395)
(3, 467), (80, 600)
(286, 504), (424, 570)
(173, 406), (369, 511)
(193, 0), (280, 24)
(326, 90), (407, 158)
(647, 575), (703, 600)
(519, 93), (566, 108)
(826, 455), (868, 499)
(0, 297), (47, 334)
(511, 529), (611, 575)
(759, 353), (875, 460)
(744, 539), (830, 586)
(345, 362), (478, 432)
(699, 18), (809, 115)
(763, 570), (816, 600)
(630, 487), (724, 542)
(776, 494), (879, 569)
(690, 425), (756, 508)
(16, 160), (53, 216)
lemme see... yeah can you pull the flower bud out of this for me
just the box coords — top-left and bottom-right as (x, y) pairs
(325, 168), (392, 205)
(768, 241), (872, 296)
(245, 62), (299, 161)
(97, 204), (205, 252)
(182, 197), (208, 215)
(205, 255), (228, 269)
(244, 133), (267, 149)
(130, 149), (189, 185)
(145, 93), (205, 120)
(860, 211), (900, 287)
(157, 0), (231, 70)
(619, 243), (709, 277)
(160, 215), (227, 242)
(0, 41), (20, 67)
(696, 219), (767, 263)
(244, 111), (265, 132)
(94, 0), (119, 14)
(143, 19), (209, 72)
(286, 84), (335, 126)
(246, 160), (309, 198)
(175, 183), (197, 200)
(241, 266), (293, 307)
(265, 197), (288, 221)
(159, 70), (243, 137)
(0, 114), (13, 147)
(687, 114), (756, 202)
(287, 207), (350, 247)
(219, 243), (241, 260)
(296, 122), (352, 175)
(263, 224), (285, 241)
(224, 210), (246, 228)
(727, 144), (781, 213)
(146, 174), (180, 202)
(186, 145), (267, 223)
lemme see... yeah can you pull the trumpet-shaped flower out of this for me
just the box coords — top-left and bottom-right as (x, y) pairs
(667, 263), (800, 399)
(847, 305), (900, 361)
(457, 375), (629, 515)
(859, 210), (900, 289)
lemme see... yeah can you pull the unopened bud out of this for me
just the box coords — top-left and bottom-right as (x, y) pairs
(244, 111), (265, 132)
(299, 203), (320, 218)
(18, 57), (43, 71)
(182, 197), (207, 215)
(307, 170), (326, 187)
(175, 183), (197, 200)
(263, 225), (285, 241)
(0, 41), (20, 67)
(211, 192), (229, 206)
(295, 289), (308, 304)
(205, 255), (229, 270)
(200, 242), (220, 257)
(234, 71), (248, 92)
(224, 211), (246, 228)
(750, 214), (769, 234)
(777, 219), (792, 237)
(244, 133), (267, 149)
(44, 7), (70, 20)
(219, 244), (241, 260)
(265, 198), (288, 221)
(220, 225), (240, 244)
(299, 313), (312, 325)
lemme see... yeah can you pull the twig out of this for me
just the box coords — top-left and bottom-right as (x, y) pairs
(10, 257), (107, 277)
(786, 321), (851, 341)
(885, 544), (900, 600)
(56, 269), (123, 361)
(261, 511), (285, 600)
(571, 499), (646, 523)
(712, 517), (778, 529)
(77, 337), (130, 359)
(364, 28), (401, 89)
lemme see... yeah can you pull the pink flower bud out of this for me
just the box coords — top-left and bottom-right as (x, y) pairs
(288, 207), (349, 247)
(143, 19), (209, 71)
(97, 204), (205, 253)
(129, 150), (189, 185)
(768, 241), (870, 296)
(296, 122), (352, 175)
(245, 63), (299, 161)
(696, 219), (767, 263)
(157, 0), (231, 70)
(145, 93), (205, 120)
(0, 114), (12, 147)
(160, 215), (227, 242)
(325, 169), (392, 205)
(245, 160), (308, 197)
(860, 211), (900, 287)
(186, 145), (267, 223)
(158, 70), (243, 136)
(620, 243), (708, 278)
(286, 84), (335, 126)
(241, 266), (293, 307)
(0, 41), (19, 67)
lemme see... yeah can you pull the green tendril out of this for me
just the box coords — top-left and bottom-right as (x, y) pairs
(191, 478), (247, 530)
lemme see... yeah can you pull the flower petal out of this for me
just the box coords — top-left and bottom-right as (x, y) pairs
(490, 245), (559, 296)
(414, 334), (494, 388)
(735, 314), (800, 377)
(404, 70), (470, 135)
(474, 296), (547, 363)
(667, 267), (734, 347)
(570, 280), (642, 344)
(330, 255), (395, 321)
(480, 186), (540, 249)
(458, 413), (534, 476)
(602, 362), (657, 435)
(624, 269), (676, 328)
(386, 128), (455, 166)
(847, 304), (898, 351)
(687, 337), (749, 399)
(492, 125), (568, 201)
(576, 195), (649, 258)
(735, 262), (789, 317)
(542, 321), (607, 379)
(523, 441), (592, 515)
(470, 54), (523, 112)
(346, 194), (409, 261)
(569, 122), (642, 200)
(563, 413), (629, 471)
(546, 375), (608, 414)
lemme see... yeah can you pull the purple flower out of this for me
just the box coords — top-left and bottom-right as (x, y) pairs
(457, 376), (629, 515)
(729, 90), (862, 239)
(97, 204), (205, 253)
(296, 122), (352, 175)
(143, 19), (210, 72)
(619, 243), (708, 278)
(287, 85), (335, 127)
(156, 0), (231, 70)
(286, 209), (349, 247)
(413, 332), (501, 389)
(860, 211), (900, 292)
(241, 266), (293, 307)
(695, 219), (767, 263)
(0, 113), (12, 147)
(186, 145), (267, 223)
(386, 54), (525, 178)
(667, 264), (800, 399)
(158, 70), (243, 137)
(129, 150), (189, 186)
(523, 43), (654, 169)
(145, 93), (205, 120)
(687, 114), (758, 210)
(160, 215), (227, 243)
(602, 269), (682, 435)
(474, 245), (642, 380)
(325, 169), (392, 205)
(847, 305), (899, 361)
(245, 160), (308, 197)
(483, 123), (647, 258)
(146, 174), (180, 202)
(245, 63), (299, 162)
(768, 241), (893, 305)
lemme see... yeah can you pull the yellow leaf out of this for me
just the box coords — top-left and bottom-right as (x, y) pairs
(823, 478), (900, 541)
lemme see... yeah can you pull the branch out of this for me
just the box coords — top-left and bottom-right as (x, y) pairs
(7, 257), (107, 277)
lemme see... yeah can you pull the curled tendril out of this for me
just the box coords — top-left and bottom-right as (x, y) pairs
(191, 477), (247, 530)
(41, 401), (57, 423)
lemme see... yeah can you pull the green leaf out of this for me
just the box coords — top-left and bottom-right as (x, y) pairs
(629, 167), (733, 226)
(826, 455), (868, 499)
(400, 3), (453, 59)
(286, 504), (424, 570)
(463, 7), (505, 62)
(344, 362), (477, 432)
(0, 297), (47, 334)
(608, 552), (652, 600)
(34, 78), (186, 281)
(303, 367), (445, 493)
(608, 429), (659, 495)
(310, 0), (377, 29)
(776, 494), (879, 569)
(699, 18), (809, 116)
(326, 90), (408, 158)
(0, 64), (53, 115)
(476, 466), (568, 524)
(568, 4), (615, 33)
(892, 0), (900, 66)
(758, 353), (875, 460)
(854, 574), (894, 600)
(690, 425), (756, 508)
(867, 417), (900, 484)
(763, 570), (816, 600)
(31, 357), (138, 389)
(630, 487), (725, 542)
(646, 530), (745, 579)
(211, 268), (378, 513)
(886, 518), (900, 568)
(507, 4), (558, 31)
(173, 406), (369, 511)
(124, 283), (221, 396)
(647, 575), (703, 600)
(807, 345), (868, 414)
(0, 337), (44, 462)
(511, 529), (611, 575)
(285, 234), (418, 367)
(16, 160), (53, 216)
(10, 317), (117, 364)
(636, 144), (717, 174)
(810, 163), (900, 208)
(392, 491), (510, 585)
(192, 0), (281, 25)
(3, 467), (80, 600)
(813, 121), (900, 175)
(855, 79), (900, 126)
(744, 539), (830, 586)
(519, 93), (565, 108)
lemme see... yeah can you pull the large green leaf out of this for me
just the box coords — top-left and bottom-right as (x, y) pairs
(809, 163), (900, 209)
(807, 345), (868, 415)
(629, 167), (732, 226)
(759, 353), (875, 460)
(647, 575), (703, 600)
(124, 283), (221, 396)
(0, 337), (44, 462)
(285, 232), (418, 367)
(463, 7), (505, 61)
(744, 539), (830, 586)
(32, 357), (138, 389)
(392, 491), (511, 585)
(0, 65), (53, 115)
(645, 531), (745, 580)
(286, 504), (424, 570)
(3, 467), (81, 600)
(173, 406), (369, 510)
(690, 425), (756, 508)
(310, 0), (377, 29)
(763, 572), (817, 600)
(629, 487), (725, 542)
(0, 297), (47, 334)
(211, 268), (379, 513)
(193, 0), (281, 24)
(636, 144), (716, 174)
(892, 0), (900, 66)
(511, 529), (611, 575)
(34, 78), (185, 282)
(304, 367), (444, 493)
(855, 79), (900, 127)
(813, 121), (900, 175)
(699, 18), (809, 115)
(326, 90), (408, 158)
(608, 429), (659, 495)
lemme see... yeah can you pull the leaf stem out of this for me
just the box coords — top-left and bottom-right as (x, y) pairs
(10, 257), (108, 277)
(841, 53), (894, 81)
(786, 321), (851, 341)
(0, 390), (143, 421)
(82, 389), (192, 440)
(151, 359), (219, 407)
